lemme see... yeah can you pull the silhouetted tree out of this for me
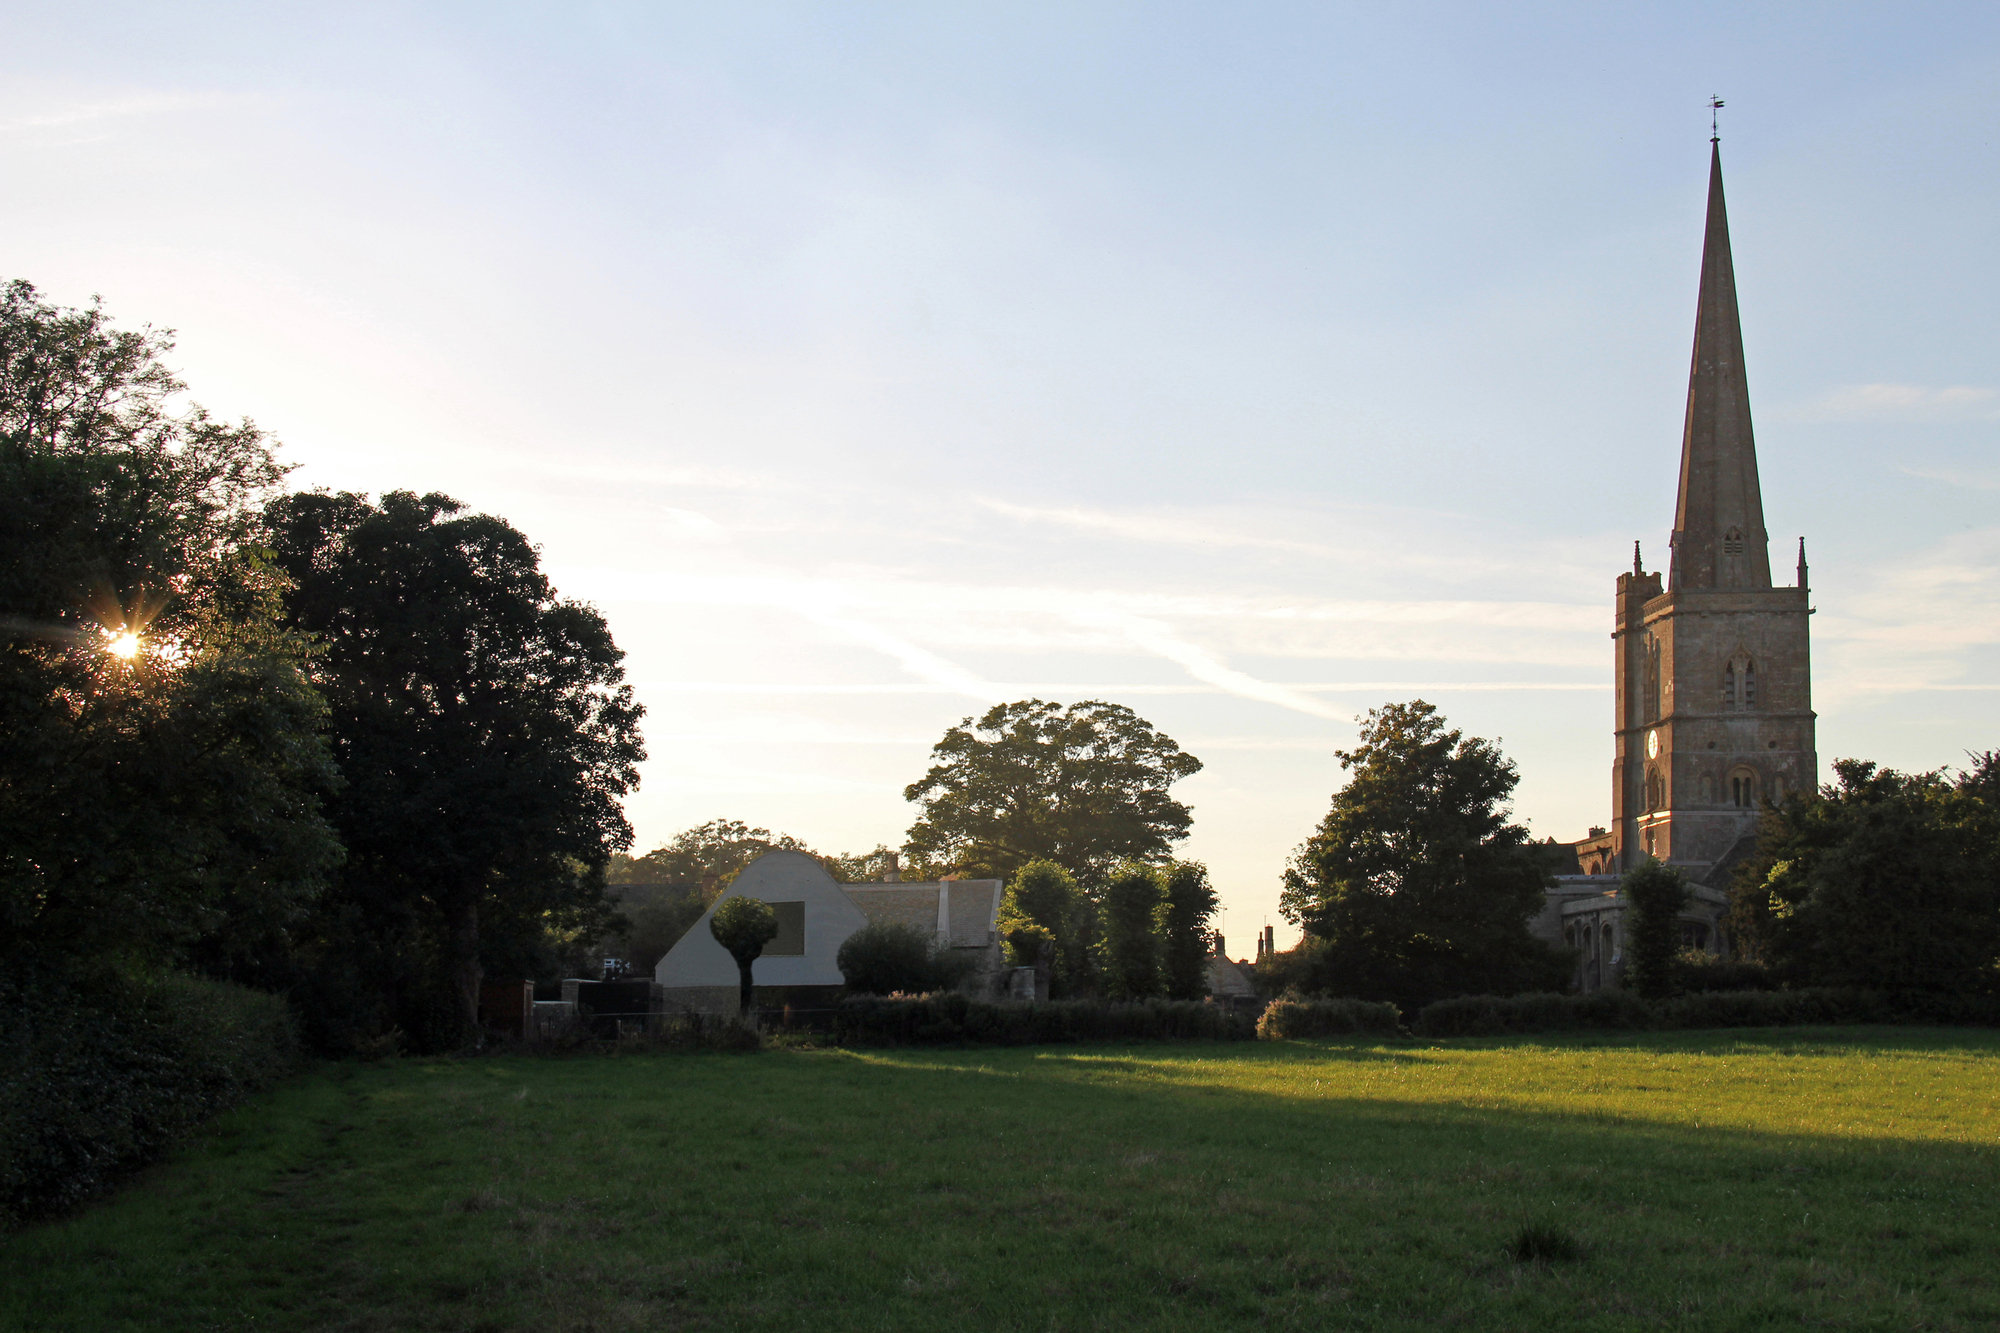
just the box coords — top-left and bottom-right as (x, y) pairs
(1279, 701), (1569, 1015)
(0, 280), (340, 983)
(265, 490), (644, 1049)
(1731, 757), (2000, 993)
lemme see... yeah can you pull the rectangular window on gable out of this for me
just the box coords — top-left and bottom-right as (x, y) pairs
(765, 901), (806, 956)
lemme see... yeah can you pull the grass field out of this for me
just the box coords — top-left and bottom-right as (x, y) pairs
(4, 1028), (1998, 1332)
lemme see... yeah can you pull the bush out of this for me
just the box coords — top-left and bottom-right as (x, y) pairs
(833, 994), (1254, 1046)
(1672, 952), (1776, 994)
(1, 970), (298, 1227)
(1413, 986), (2000, 1037)
(1256, 996), (1403, 1038)
(836, 922), (974, 996)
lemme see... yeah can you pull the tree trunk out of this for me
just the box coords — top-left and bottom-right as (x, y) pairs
(737, 960), (754, 1021)
(447, 897), (482, 1044)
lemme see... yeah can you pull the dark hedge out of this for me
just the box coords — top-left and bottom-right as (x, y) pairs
(1413, 987), (2000, 1038)
(0, 971), (298, 1227)
(1255, 996), (1403, 1038)
(832, 993), (1254, 1046)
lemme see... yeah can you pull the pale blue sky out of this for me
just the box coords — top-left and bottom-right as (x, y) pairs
(6, 4), (1996, 946)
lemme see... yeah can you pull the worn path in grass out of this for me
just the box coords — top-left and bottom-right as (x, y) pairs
(4, 1027), (1997, 1332)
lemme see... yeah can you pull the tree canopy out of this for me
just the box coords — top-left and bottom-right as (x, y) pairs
(903, 699), (1202, 882)
(264, 489), (645, 1049)
(1278, 701), (1567, 1015)
(0, 280), (340, 979)
(710, 895), (779, 1017)
(1731, 756), (2000, 994)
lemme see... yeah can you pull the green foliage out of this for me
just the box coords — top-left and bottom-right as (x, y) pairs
(1156, 861), (1220, 1001)
(835, 922), (973, 996)
(0, 280), (341, 977)
(602, 882), (708, 974)
(832, 994), (1253, 1045)
(1001, 858), (1094, 994)
(709, 896), (779, 965)
(0, 969), (298, 1227)
(1255, 996), (1403, 1038)
(1672, 951), (1774, 994)
(903, 698), (1202, 882)
(612, 818), (815, 888)
(1098, 863), (1164, 999)
(1412, 986), (2000, 1037)
(1732, 757), (2000, 993)
(710, 896), (778, 1017)
(1621, 859), (1690, 999)
(1279, 701), (1570, 1015)
(264, 489), (646, 1051)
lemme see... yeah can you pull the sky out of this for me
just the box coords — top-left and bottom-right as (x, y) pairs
(5, 3), (1997, 949)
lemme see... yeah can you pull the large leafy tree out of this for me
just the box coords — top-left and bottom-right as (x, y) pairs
(1279, 701), (1568, 1015)
(0, 280), (340, 978)
(903, 699), (1202, 882)
(1731, 756), (2000, 993)
(264, 490), (645, 1048)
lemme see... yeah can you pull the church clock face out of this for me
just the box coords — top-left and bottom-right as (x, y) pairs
(1646, 729), (1661, 760)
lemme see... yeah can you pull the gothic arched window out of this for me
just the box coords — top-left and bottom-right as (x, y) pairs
(1644, 638), (1662, 722)
(1730, 769), (1759, 808)
(1743, 661), (1757, 709)
(1723, 663), (1735, 709)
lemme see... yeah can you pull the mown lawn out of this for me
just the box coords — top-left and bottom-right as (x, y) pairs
(4, 1027), (1998, 1332)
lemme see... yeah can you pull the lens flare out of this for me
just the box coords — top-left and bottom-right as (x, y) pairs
(108, 631), (141, 659)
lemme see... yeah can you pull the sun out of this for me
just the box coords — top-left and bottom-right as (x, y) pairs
(108, 631), (142, 660)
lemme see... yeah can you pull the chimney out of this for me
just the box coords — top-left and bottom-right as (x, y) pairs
(1213, 933), (1225, 959)
(883, 852), (901, 883)
(1263, 925), (1275, 959)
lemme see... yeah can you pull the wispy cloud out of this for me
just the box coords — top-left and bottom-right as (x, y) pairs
(0, 93), (246, 135)
(1900, 466), (2000, 493)
(1090, 613), (1348, 720)
(1784, 383), (2000, 423)
(979, 497), (1336, 557)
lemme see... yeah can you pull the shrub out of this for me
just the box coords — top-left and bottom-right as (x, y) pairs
(836, 922), (975, 996)
(0, 970), (298, 1227)
(1255, 996), (1402, 1039)
(1413, 990), (1652, 1037)
(832, 994), (1254, 1046)
(1672, 952), (1776, 994)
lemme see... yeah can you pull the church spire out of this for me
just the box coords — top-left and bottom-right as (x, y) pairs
(1670, 141), (1770, 591)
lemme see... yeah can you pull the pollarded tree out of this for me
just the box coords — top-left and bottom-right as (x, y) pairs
(710, 896), (779, 1017)
(1620, 858), (1689, 999)
(264, 490), (645, 1049)
(903, 699), (1202, 883)
(1156, 861), (1220, 1000)
(1279, 701), (1569, 1016)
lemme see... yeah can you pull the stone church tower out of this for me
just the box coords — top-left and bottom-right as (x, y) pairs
(1556, 140), (1818, 974)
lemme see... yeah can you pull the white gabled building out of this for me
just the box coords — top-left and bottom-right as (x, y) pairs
(655, 850), (1005, 1013)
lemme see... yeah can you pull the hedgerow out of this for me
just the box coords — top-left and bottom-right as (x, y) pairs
(0, 971), (297, 1227)
(1413, 987), (2000, 1038)
(832, 993), (1254, 1046)
(1255, 996), (1402, 1038)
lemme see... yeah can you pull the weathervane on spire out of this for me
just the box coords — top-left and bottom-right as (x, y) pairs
(1709, 96), (1725, 142)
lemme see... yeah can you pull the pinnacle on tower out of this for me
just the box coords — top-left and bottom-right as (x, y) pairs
(1670, 142), (1771, 591)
